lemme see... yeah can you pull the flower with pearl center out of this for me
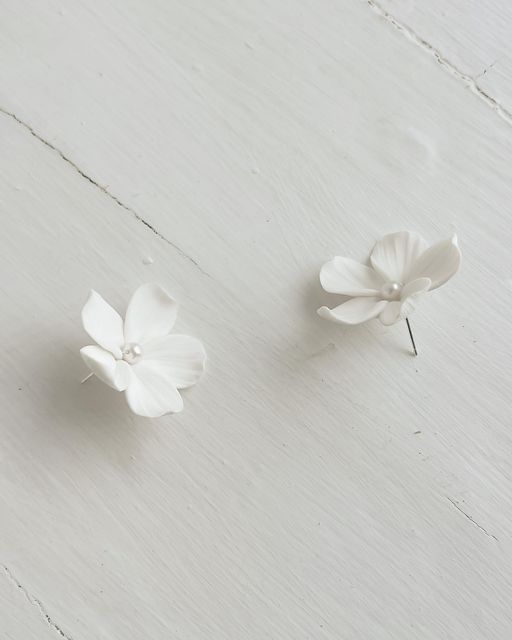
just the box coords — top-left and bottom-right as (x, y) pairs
(80, 283), (206, 417)
(317, 231), (461, 325)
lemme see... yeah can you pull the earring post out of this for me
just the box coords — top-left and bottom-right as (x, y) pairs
(81, 372), (94, 384)
(406, 318), (418, 356)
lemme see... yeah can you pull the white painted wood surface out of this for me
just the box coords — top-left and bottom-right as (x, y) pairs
(376, 0), (512, 115)
(1, 1), (512, 637)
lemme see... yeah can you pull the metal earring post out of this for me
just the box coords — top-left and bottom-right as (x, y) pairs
(405, 318), (418, 356)
(81, 372), (94, 384)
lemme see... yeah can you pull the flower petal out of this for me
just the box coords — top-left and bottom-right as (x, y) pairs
(319, 257), (383, 296)
(379, 301), (401, 326)
(407, 235), (461, 290)
(80, 345), (131, 390)
(124, 283), (178, 345)
(82, 290), (124, 358)
(142, 334), (206, 389)
(125, 361), (183, 417)
(317, 297), (388, 325)
(401, 277), (432, 299)
(371, 231), (428, 283)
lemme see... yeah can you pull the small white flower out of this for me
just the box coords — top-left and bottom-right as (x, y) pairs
(80, 283), (206, 417)
(318, 231), (461, 325)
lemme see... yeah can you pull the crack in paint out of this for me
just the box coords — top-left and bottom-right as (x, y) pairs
(2, 565), (75, 639)
(366, 0), (512, 126)
(475, 59), (499, 80)
(446, 497), (498, 541)
(0, 106), (209, 276)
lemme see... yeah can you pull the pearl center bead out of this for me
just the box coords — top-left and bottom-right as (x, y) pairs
(380, 281), (403, 300)
(122, 342), (143, 363)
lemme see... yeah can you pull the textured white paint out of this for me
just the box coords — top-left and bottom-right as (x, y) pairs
(1, 567), (56, 639)
(375, 0), (512, 115)
(1, 1), (512, 637)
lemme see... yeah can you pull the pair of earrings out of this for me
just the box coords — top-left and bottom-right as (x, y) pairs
(80, 230), (461, 417)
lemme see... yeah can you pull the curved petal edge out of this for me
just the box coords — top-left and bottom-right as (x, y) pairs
(318, 297), (388, 325)
(319, 257), (383, 296)
(408, 235), (461, 290)
(81, 290), (124, 358)
(124, 283), (179, 345)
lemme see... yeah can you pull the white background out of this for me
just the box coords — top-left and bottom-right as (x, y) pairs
(1, 1), (511, 638)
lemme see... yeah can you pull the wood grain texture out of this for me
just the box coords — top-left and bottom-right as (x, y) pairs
(1, 1), (512, 638)
(375, 0), (512, 115)
(0, 567), (57, 639)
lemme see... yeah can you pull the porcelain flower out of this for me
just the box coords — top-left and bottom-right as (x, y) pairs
(318, 231), (461, 325)
(80, 283), (206, 417)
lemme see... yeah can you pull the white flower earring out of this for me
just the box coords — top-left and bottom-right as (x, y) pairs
(317, 231), (461, 354)
(80, 283), (206, 417)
